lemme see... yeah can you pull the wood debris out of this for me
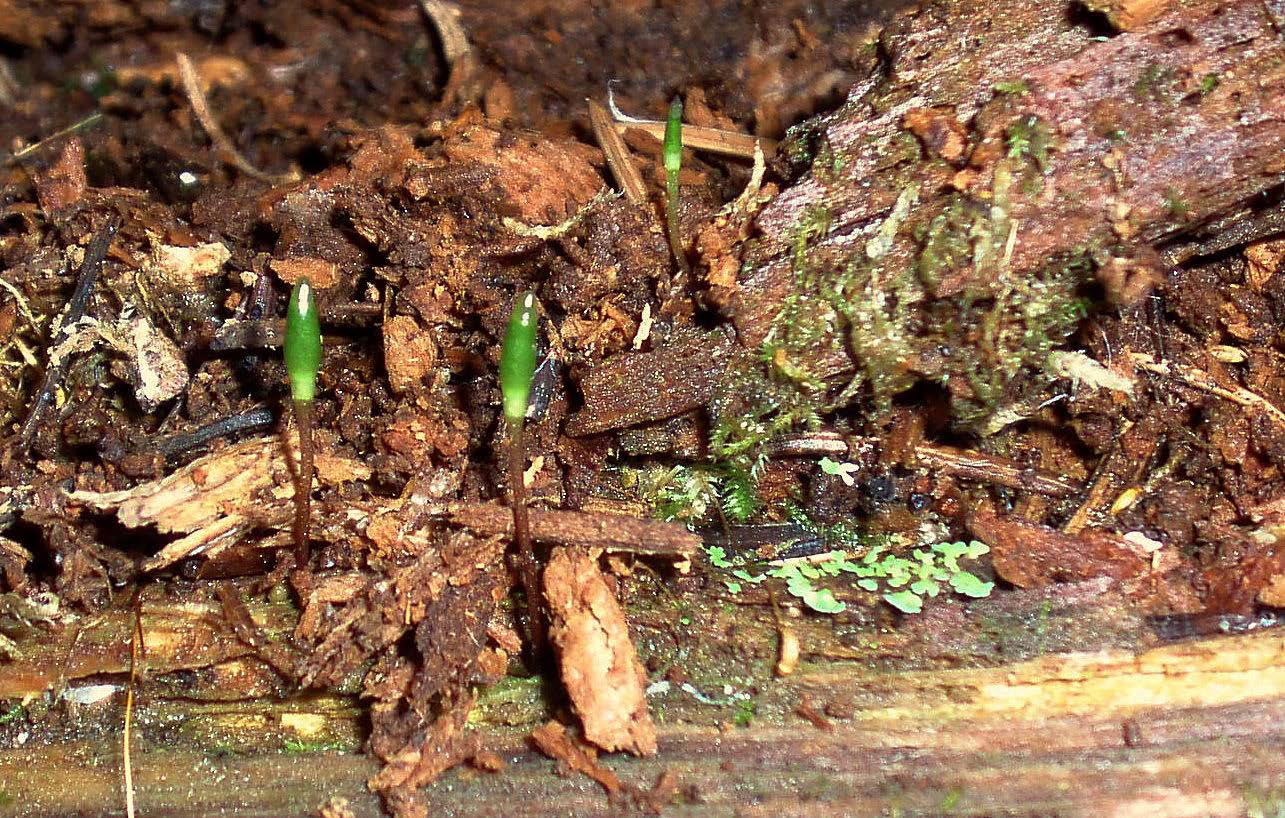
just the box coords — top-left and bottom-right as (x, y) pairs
(68, 436), (371, 572)
(543, 547), (656, 756)
(529, 720), (626, 798)
(448, 502), (699, 557)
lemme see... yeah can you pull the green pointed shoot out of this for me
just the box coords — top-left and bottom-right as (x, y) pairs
(500, 290), (543, 654)
(662, 96), (690, 276)
(663, 96), (683, 176)
(284, 277), (321, 569)
(285, 278), (321, 403)
(500, 291), (538, 425)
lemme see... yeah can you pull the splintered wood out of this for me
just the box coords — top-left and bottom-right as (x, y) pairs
(543, 547), (657, 756)
(68, 435), (370, 572)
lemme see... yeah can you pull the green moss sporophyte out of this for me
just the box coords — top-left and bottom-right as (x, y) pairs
(284, 277), (321, 569)
(662, 95), (690, 277)
(500, 291), (538, 425)
(500, 291), (544, 653)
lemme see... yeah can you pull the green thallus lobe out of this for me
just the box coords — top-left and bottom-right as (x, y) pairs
(501, 291), (544, 653)
(284, 277), (321, 568)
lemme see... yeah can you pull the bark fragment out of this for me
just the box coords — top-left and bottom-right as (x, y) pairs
(565, 327), (735, 436)
(543, 547), (657, 756)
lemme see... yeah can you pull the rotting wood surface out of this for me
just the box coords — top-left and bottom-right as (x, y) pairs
(1, 607), (1281, 817)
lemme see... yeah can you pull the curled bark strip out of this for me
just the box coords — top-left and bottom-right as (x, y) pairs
(543, 547), (656, 756)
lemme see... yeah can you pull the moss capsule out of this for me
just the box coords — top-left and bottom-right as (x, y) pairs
(284, 278), (321, 403)
(500, 291), (538, 425)
(663, 96), (683, 176)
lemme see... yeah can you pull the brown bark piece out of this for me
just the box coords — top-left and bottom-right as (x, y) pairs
(34, 137), (86, 213)
(383, 314), (438, 394)
(270, 256), (339, 288)
(543, 547), (657, 756)
(367, 693), (480, 798)
(970, 507), (1151, 588)
(564, 327), (735, 436)
(1083, 0), (1175, 30)
(428, 124), (602, 224)
(449, 502), (699, 557)
(1246, 238), (1285, 292)
(1260, 573), (1285, 607)
(528, 720), (625, 798)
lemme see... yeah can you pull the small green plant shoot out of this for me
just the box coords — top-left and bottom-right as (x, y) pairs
(663, 95), (690, 276)
(284, 277), (321, 569)
(501, 290), (542, 650)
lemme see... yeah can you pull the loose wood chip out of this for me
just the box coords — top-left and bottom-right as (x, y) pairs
(68, 436), (371, 571)
(448, 503), (699, 557)
(543, 547), (656, 756)
(565, 328), (735, 436)
(588, 99), (647, 206)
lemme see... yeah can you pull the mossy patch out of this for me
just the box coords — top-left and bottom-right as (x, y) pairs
(711, 133), (1094, 462)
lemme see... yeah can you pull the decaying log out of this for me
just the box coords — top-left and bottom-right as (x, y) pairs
(2, 614), (1282, 817)
(723, 0), (1285, 421)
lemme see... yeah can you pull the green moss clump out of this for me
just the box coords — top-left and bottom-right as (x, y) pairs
(1005, 116), (1052, 172)
(709, 142), (1094, 460)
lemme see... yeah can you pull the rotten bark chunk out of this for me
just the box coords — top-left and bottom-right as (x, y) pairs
(300, 531), (505, 688)
(564, 328), (734, 436)
(367, 692), (480, 811)
(1082, 0), (1174, 31)
(450, 502), (699, 557)
(970, 507), (1151, 588)
(543, 547), (657, 756)
(68, 436), (372, 572)
(529, 720), (625, 798)
(732, 0), (1285, 421)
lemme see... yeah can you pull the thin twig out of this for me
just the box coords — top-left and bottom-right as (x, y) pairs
(5, 112), (104, 165)
(588, 100), (647, 206)
(154, 407), (274, 461)
(605, 88), (776, 159)
(447, 501), (701, 557)
(1131, 352), (1285, 429)
(771, 432), (1081, 498)
(123, 588), (144, 818)
(175, 53), (296, 184)
(19, 218), (119, 451)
